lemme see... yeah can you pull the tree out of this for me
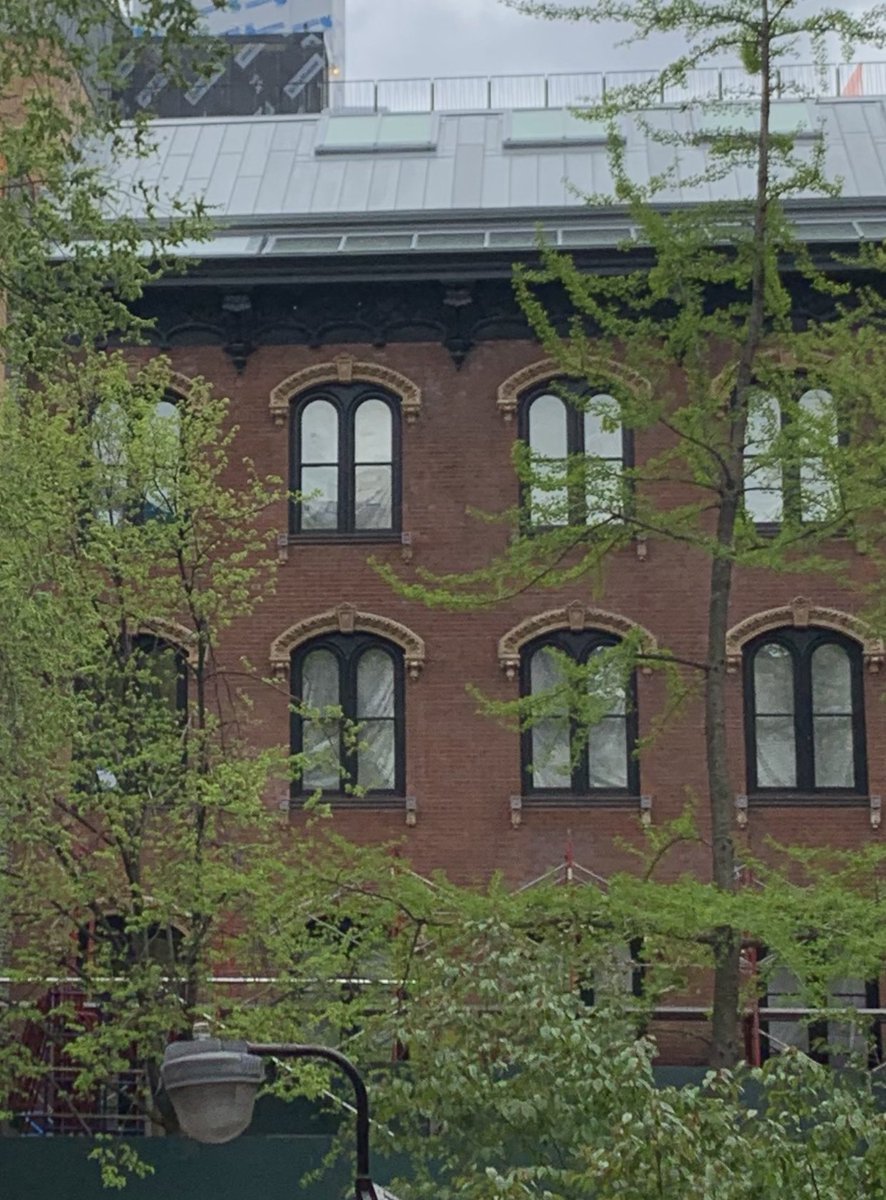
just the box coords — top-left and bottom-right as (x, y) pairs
(0, 1), (336, 1170)
(377, 0), (886, 1068)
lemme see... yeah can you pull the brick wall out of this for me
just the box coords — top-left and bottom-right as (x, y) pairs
(161, 337), (884, 890)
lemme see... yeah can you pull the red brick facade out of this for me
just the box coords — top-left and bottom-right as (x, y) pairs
(159, 336), (884, 892)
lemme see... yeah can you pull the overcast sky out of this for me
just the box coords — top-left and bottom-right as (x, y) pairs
(345, 0), (878, 81)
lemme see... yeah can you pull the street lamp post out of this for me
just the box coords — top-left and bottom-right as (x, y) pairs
(161, 1026), (383, 1200)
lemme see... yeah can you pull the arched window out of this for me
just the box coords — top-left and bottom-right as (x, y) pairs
(85, 633), (187, 795)
(520, 630), (639, 796)
(290, 385), (401, 534)
(743, 386), (839, 527)
(291, 634), (405, 798)
(92, 395), (181, 525)
(518, 382), (629, 527)
(744, 629), (866, 794)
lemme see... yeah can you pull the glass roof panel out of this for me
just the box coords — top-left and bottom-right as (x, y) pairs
(317, 112), (436, 153)
(696, 101), (813, 137)
(507, 108), (608, 146)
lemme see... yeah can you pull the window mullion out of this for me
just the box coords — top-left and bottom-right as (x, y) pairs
(797, 651), (814, 791)
(340, 401), (352, 533)
(343, 652), (357, 788)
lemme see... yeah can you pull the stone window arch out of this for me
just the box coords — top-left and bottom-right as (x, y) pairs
(496, 356), (652, 423)
(269, 355), (422, 426)
(726, 598), (883, 673)
(498, 602), (658, 680)
(270, 604), (426, 680)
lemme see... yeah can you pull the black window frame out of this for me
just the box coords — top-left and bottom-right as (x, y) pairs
(743, 383), (845, 535)
(289, 383), (403, 537)
(743, 628), (867, 798)
(519, 629), (640, 801)
(760, 957), (882, 1068)
(517, 379), (634, 528)
(291, 632), (406, 803)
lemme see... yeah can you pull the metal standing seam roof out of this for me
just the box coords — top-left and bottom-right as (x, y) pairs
(98, 99), (886, 254)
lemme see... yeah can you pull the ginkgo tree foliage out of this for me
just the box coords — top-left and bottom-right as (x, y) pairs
(0, 0), (374, 1179)
(373, 0), (886, 1073)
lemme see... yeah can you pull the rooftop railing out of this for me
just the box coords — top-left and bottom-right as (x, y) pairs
(326, 61), (885, 113)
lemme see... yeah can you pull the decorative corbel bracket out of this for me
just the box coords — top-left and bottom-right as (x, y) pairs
(871, 795), (882, 830)
(639, 794), (653, 827)
(221, 292), (255, 372)
(510, 795), (523, 829)
(405, 796), (417, 827)
(735, 794), (749, 829)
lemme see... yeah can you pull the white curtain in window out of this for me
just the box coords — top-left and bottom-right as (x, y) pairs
(584, 394), (624, 524)
(811, 642), (854, 788)
(354, 398), (393, 530)
(300, 400), (339, 529)
(530, 647), (571, 788)
(528, 393), (569, 525)
(754, 642), (797, 787)
(356, 648), (396, 790)
(586, 645), (628, 788)
(301, 649), (341, 789)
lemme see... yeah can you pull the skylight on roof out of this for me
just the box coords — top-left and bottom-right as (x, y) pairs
(316, 112), (437, 154)
(695, 101), (815, 138)
(505, 108), (609, 147)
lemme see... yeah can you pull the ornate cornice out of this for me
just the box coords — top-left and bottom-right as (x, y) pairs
(270, 603), (426, 679)
(496, 355), (653, 422)
(498, 601), (658, 679)
(269, 355), (422, 425)
(725, 596), (884, 672)
(140, 617), (198, 664)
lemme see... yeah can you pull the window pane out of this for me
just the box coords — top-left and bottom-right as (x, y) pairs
(300, 466), (339, 529)
(302, 650), (339, 708)
(801, 459), (838, 522)
(584, 396), (623, 459)
(531, 646), (567, 699)
(93, 400), (128, 525)
(588, 718), (628, 788)
(301, 650), (340, 791)
(745, 460), (783, 523)
(357, 720), (396, 790)
(530, 460), (569, 525)
(768, 964), (808, 1053)
(301, 400), (338, 463)
(745, 392), (782, 523)
(798, 388), (834, 420)
(528, 393), (568, 458)
(798, 390), (838, 522)
(303, 719), (342, 790)
(354, 398), (392, 463)
(813, 716), (854, 788)
(357, 649), (394, 718)
(754, 643), (794, 713)
(586, 459), (624, 524)
(141, 645), (181, 710)
(756, 715), (797, 788)
(531, 718), (571, 788)
(812, 643), (852, 713)
(355, 465), (393, 529)
(144, 400), (180, 521)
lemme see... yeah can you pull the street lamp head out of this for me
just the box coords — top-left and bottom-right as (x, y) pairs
(160, 1037), (265, 1144)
